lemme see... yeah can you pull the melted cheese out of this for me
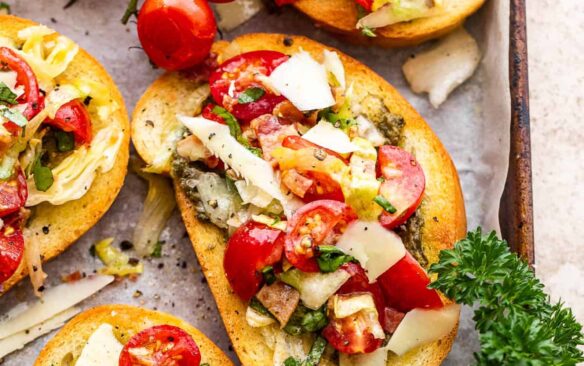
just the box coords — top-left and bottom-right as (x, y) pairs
(75, 323), (123, 366)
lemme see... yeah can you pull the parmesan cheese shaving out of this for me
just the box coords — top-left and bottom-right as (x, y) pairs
(302, 121), (357, 154)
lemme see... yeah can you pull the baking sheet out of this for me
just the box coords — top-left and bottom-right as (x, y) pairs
(0, 0), (510, 365)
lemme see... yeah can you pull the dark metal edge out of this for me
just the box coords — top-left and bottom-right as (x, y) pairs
(499, 0), (534, 265)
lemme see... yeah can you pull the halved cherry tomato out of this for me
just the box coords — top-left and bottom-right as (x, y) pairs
(0, 213), (25, 285)
(377, 252), (443, 312)
(377, 145), (425, 229)
(338, 262), (386, 324)
(285, 200), (356, 272)
(0, 47), (44, 122)
(224, 221), (285, 301)
(137, 0), (216, 71)
(44, 100), (92, 145)
(119, 325), (201, 366)
(354, 0), (373, 11)
(0, 167), (27, 218)
(209, 50), (288, 122)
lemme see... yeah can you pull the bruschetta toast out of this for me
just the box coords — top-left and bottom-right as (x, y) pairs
(34, 304), (234, 366)
(0, 15), (130, 295)
(132, 34), (466, 365)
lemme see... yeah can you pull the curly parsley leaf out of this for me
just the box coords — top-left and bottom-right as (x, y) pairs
(238, 87), (265, 104)
(429, 228), (584, 365)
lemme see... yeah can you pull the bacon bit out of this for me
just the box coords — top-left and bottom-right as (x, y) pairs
(273, 101), (304, 123)
(61, 270), (82, 283)
(251, 115), (299, 165)
(256, 282), (300, 327)
(282, 169), (313, 198)
(382, 307), (406, 334)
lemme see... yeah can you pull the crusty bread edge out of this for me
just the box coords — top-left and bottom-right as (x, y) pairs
(34, 304), (234, 365)
(133, 33), (467, 365)
(0, 15), (130, 295)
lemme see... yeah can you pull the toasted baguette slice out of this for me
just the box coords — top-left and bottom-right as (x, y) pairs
(0, 15), (130, 295)
(34, 304), (234, 365)
(292, 0), (485, 47)
(132, 34), (466, 365)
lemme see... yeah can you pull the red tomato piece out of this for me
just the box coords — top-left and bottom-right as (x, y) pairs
(354, 0), (373, 11)
(377, 252), (443, 312)
(201, 104), (226, 124)
(119, 325), (201, 366)
(382, 307), (405, 334)
(338, 263), (386, 324)
(285, 200), (356, 272)
(137, 0), (216, 71)
(282, 135), (347, 163)
(275, 0), (298, 5)
(223, 221), (285, 301)
(0, 167), (27, 218)
(44, 100), (92, 145)
(209, 50), (288, 122)
(0, 213), (25, 285)
(377, 145), (425, 229)
(0, 47), (44, 122)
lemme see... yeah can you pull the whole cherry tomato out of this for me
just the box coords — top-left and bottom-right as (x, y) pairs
(0, 167), (27, 218)
(223, 221), (285, 301)
(44, 100), (92, 145)
(285, 200), (356, 272)
(377, 252), (443, 312)
(377, 145), (425, 229)
(137, 0), (217, 71)
(209, 50), (288, 122)
(119, 325), (201, 366)
(0, 212), (25, 285)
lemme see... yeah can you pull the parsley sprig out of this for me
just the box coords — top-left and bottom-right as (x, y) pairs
(429, 228), (584, 365)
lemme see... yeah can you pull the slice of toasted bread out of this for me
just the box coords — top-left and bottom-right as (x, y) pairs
(34, 304), (234, 365)
(0, 15), (130, 295)
(292, 0), (485, 47)
(132, 34), (466, 365)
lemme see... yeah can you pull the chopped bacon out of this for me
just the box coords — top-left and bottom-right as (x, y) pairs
(251, 114), (299, 165)
(382, 307), (406, 334)
(281, 169), (313, 198)
(256, 281), (300, 327)
(272, 101), (305, 123)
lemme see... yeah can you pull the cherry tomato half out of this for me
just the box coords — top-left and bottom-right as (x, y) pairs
(0, 167), (27, 218)
(377, 252), (443, 312)
(119, 325), (201, 366)
(377, 145), (425, 229)
(0, 213), (25, 285)
(223, 221), (285, 301)
(338, 262), (386, 324)
(0, 47), (44, 122)
(44, 100), (92, 145)
(137, 0), (216, 71)
(209, 50), (288, 122)
(285, 200), (357, 272)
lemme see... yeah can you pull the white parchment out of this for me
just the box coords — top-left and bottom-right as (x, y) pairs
(0, 0), (510, 365)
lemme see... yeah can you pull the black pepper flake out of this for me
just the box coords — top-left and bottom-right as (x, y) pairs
(37, 285), (45, 292)
(145, 120), (154, 127)
(181, 261), (187, 269)
(83, 96), (93, 106)
(42, 226), (50, 234)
(208, 132), (216, 140)
(120, 240), (134, 251)
(158, 263), (164, 269)
(50, 17), (57, 23)
(283, 37), (294, 47)
(201, 277), (207, 284)
(128, 258), (140, 266)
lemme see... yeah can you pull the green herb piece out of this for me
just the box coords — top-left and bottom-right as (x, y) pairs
(317, 245), (356, 273)
(55, 130), (75, 152)
(0, 82), (17, 105)
(374, 195), (397, 213)
(283, 304), (328, 336)
(0, 2), (10, 14)
(238, 87), (265, 104)
(2, 108), (27, 127)
(283, 336), (328, 366)
(32, 158), (54, 192)
(377, 176), (386, 183)
(261, 265), (277, 285)
(200, 364), (210, 366)
(249, 297), (274, 318)
(121, 0), (138, 24)
(318, 107), (357, 132)
(212, 106), (263, 156)
(151, 240), (165, 258)
(361, 26), (377, 38)
(272, 215), (281, 226)
(429, 228), (584, 365)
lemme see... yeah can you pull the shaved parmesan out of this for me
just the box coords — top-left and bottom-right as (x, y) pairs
(0, 275), (113, 339)
(333, 293), (377, 319)
(0, 307), (80, 358)
(323, 50), (346, 90)
(386, 304), (460, 356)
(75, 323), (124, 366)
(246, 306), (276, 328)
(356, 115), (386, 147)
(280, 269), (351, 310)
(235, 180), (274, 208)
(268, 51), (334, 111)
(403, 28), (480, 108)
(179, 116), (286, 206)
(302, 121), (357, 154)
(336, 221), (406, 283)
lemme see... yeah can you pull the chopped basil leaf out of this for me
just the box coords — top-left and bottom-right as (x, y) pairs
(362, 26), (377, 38)
(238, 87), (265, 104)
(261, 266), (277, 285)
(249, 297), (275, 318)
(283, 304), (328, 336)
(272, 215), (281, 226)
(1, 108), (27, 127)
(317, 245), (356, 273)
(121, 0), (138, 24)
(247, 146), (262, 157)
(33, 159), (54, 192)
(212, 106), (263, 156)
(318, 107), (356, 131)
(0, 82), (17, 105)
(284, 358), (301, 366)
(374, 195), (397, 213)
(151, 240), (165, 258)
(55, 130), (75, 152)
(284, 336), (328, 366)
(377, 176), (386, 183)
